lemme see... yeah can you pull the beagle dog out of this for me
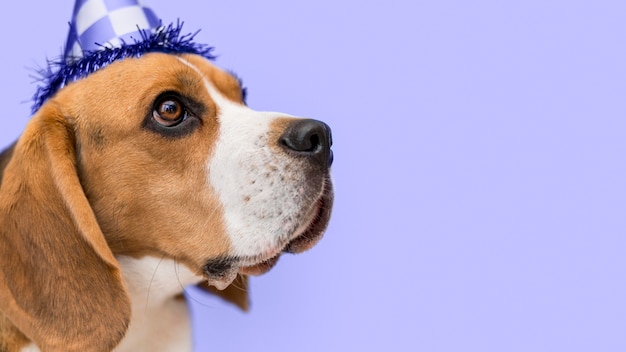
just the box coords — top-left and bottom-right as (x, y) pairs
(0, 52), (333, 351)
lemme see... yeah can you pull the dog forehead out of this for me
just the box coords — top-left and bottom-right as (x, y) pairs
(181, 54), (245, 103)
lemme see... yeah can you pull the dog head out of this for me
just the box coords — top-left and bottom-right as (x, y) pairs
(0, 52), (333, 350)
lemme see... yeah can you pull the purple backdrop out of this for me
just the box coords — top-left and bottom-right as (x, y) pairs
(2, 1), (625, 351)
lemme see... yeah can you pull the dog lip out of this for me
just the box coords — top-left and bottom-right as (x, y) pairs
(283, 181), (333, 254)
(239, 254), (281, 276)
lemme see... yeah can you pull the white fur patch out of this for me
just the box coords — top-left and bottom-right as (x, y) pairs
(21, 344), (40, 352)
(114, 256), (202, 352)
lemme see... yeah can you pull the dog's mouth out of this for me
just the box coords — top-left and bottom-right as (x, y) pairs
(203, 181), (333, 289)
(240, 183), (333, 275)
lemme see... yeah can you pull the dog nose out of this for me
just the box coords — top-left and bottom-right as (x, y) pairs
(279, 119), (333, 168)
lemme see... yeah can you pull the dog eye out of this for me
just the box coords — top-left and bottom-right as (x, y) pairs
(153, 98), (187, 127)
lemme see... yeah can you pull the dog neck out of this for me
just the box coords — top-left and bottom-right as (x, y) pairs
(113, 256), (203, 352)
(117, 256), (202, 310)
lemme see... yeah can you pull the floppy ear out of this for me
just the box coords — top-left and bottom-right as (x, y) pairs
(197, 274), (250, 311)
(0, 104), (130, 352)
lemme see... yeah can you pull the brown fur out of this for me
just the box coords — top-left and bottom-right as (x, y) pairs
(0, 53), (250, 351)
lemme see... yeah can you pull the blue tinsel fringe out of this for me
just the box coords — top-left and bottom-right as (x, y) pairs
(32, 21), (215, 113)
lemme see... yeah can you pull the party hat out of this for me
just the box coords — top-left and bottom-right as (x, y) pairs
(64, 0), (160, 61)
(32, 0), (216, 112)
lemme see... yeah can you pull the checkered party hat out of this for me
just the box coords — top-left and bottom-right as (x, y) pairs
(64, 0), (160, 61)
(32, 0), (216, 113)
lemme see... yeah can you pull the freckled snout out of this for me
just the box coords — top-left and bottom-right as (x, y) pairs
(279, 119), (333, 169)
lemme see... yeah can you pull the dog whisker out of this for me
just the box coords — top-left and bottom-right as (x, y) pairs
(145, 254), (166, 314)
(174, 263), (216, 309)
(229, 275), (247, 292)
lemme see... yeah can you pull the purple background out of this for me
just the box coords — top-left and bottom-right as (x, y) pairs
(2, 1), (625, 351)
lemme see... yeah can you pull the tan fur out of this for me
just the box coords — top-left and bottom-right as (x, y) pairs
(183, 55), (246, 104)
(0, 314), (29, 352)
(0, 53), (250, 351)
(0, 144), (14, 185)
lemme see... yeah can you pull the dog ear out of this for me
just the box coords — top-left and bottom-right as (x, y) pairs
(197, 274), (249, 311)
(0, 104), (130, 351)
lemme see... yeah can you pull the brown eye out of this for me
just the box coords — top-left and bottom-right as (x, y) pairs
(153, 98), (186, 126)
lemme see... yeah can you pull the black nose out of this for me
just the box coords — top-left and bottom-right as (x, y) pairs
(279, 119), (333, 168)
